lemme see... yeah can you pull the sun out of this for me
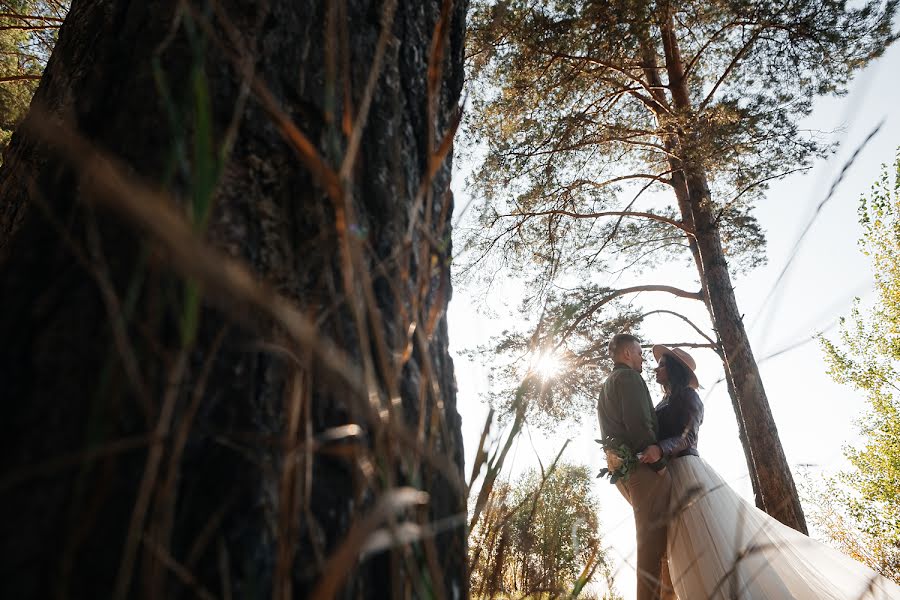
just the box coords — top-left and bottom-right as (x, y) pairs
(529, 350), (565, 381)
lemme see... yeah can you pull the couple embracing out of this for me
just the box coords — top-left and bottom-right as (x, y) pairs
(597, 333), (900, 600)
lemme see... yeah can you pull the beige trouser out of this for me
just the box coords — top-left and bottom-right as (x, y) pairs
(615, 463), (674, 600)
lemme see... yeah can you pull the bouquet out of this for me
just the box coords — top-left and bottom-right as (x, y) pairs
(595, 437), (638, 484)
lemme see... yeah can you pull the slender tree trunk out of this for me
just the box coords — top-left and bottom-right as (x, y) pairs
(641, 21), (767, 512)
(0, 1), (468, 598)
(685, 168), (808, 532)
(656, 6), (807, 533)
(669, 158), (765, 506)
(660, 135), (765, 507)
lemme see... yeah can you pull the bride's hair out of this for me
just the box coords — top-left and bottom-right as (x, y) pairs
(663, 356), (692, 396)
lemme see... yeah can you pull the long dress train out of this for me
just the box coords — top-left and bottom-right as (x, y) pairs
(666, 455), (900, 600)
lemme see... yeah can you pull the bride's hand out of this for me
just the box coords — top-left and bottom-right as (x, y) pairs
(639, 444), (662, 463)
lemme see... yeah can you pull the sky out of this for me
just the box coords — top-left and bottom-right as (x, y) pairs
(447, 39), (900, 600)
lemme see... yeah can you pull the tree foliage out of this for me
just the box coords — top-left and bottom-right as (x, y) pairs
(818, 149), (900, 581)
(469, 287), (643, 429)
(461, 0), (898, 423)
(469, 462), (619, 598)
(0, 1), (67, 154)
(464, 0), (895, 281)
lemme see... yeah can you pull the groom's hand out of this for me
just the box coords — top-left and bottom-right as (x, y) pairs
(639, 444), (662, 463)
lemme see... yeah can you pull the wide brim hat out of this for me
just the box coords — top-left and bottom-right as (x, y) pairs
(652, 344), (700, 389)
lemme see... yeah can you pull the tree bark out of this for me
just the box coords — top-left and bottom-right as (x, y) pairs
(657, 6), (807, 533)
(0, 0), (468, 598)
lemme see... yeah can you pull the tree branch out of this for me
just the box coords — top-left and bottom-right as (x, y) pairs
(614, 137), (682, 160)
(681, 18), (741, 81)
(507, 129), (662, 159)
(558, 172), (673, 191)
(699, 29), (762, 110)
(538, 49), (667, 103)
(497, 208), (692, 234)
(723, 166), (810, 208)
(610, 241), (688, 274)
(0, 24), (60, 31)
(556, 285), (703, 349)
(642, 341), (718, 350)
(0, 12), (66, 22)
(591, 167), (683, 260)
(627, 89), (669, 115)
(637, 309), (718, 347)
(0, 74), (42, 82)
(638, 36), (671, 112)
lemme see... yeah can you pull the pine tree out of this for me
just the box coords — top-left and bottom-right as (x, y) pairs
(462, 0), (897, 533)
(0, 1), (67, 156)
(0, 1), (467, 597)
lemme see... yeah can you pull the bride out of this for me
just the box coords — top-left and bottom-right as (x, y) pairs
(640, 344), (900, 600)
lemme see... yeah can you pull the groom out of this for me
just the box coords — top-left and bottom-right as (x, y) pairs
(597, 333), (673, 600)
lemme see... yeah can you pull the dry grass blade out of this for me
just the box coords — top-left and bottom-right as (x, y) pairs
(250, 80), (342, 202)
(6, 0), (470, 597)
(84, 213), (155, 422)
(0, 433), (163, 492)
(23, 188), (157, 424)
(382, 421), (466, 496)
(185, 495), (238, 573)
(567, 544), (601, 598)
(22, 111), (369, 411)
(217, 537), (232, 600)
(196, 0), (342, 203)
(360, 523), (424, 558)
(275, 370), (305, 600)
(338, 0), (398, 179)
(468, 408), (494, 490)
(142, 535), (218, 600)
(309, 488), (429, 600)
(361, 512), (468, 559)
(113, 351), (188, 600)
(155, 327), (227, 506)
(425, 0), (454, 157)
(752, 119), (885, 331)
(199, 3), (393, 438)
(427, 100), (464, 183)
(315, 424), (364, 444)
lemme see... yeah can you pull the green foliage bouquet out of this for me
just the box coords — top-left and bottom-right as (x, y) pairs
(595, 437), (638, 484)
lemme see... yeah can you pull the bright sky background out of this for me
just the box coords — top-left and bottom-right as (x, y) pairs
(448, 40), (900, 600)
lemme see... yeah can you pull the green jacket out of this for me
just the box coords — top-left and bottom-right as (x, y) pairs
(597, 363), (666, 470)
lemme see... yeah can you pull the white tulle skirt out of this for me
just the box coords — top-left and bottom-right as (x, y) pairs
(666, 456), (900, 599)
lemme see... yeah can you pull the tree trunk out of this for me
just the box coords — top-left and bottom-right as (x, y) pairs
(657, 7), (807, 533)
(0, 0), (468, 598)
(645, 41), (766, 512)
(659, 127), (765, 509)
(669, 155), (765, 507)
(685, 169), (808, 532)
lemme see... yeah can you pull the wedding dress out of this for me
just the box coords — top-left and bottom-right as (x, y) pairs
(666, 455), (900, 600)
